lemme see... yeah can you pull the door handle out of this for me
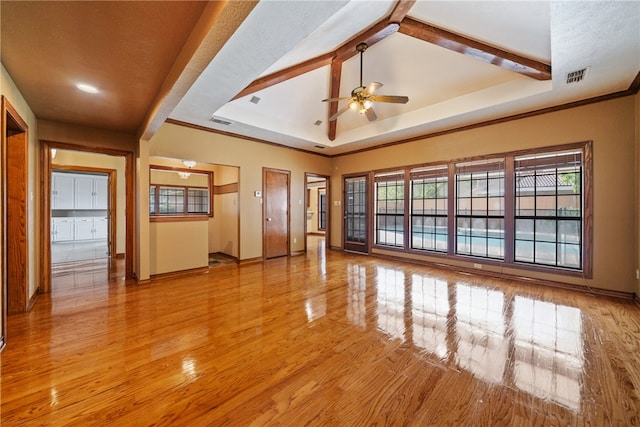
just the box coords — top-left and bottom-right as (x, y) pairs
(266, 217), (272, 221)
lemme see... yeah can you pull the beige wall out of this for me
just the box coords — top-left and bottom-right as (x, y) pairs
(149, 123), (333, 260)
(1, 64), (40, 304)
(210, 164), (239, 257)
(149, 220), (209, 275)
(52, 150), (127, 254)
(331, 96), (637, 294)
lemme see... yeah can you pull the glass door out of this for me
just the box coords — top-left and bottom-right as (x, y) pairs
(343, 175), (369, 253)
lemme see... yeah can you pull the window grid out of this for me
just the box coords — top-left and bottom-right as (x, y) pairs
(188, 188), (210, 214)
(345, 178), (367, 243)
(318, 192), (327, 230)
(455, 161), (505, 259)
(515, 151), (582, 269)
(158, 186), (185, 215)
(410, 170), (448, 252)
(375, 173), (405, 248)
(150, 185), (211, 216)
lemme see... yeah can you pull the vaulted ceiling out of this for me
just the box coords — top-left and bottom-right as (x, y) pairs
(2, 1), (639, 156)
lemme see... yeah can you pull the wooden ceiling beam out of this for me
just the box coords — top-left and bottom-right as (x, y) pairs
(327, 60), (342, 141)
(389, 0), (416, 24)
(399, 17), (551, 80)
(334, 20), (400, 63)
(232, 51), (334, 100)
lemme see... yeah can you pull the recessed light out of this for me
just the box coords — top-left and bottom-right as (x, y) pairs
(76, 83), (99, 94)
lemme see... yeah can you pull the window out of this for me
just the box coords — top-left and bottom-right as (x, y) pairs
(514, 150), (582, 269)
(410, 165), (448, 252)
(455, 159), (505, 259)
(375, 171), (405, 247)
(149, 167), (213, 218)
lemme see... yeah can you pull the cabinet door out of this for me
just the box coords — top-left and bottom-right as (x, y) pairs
(75, 176), (94, 210)
(52, 174), (75, 209)
(74, 218), (94, 240)
(93, 176), (108, 209)
(53, 219), (74, 242)
(93, 218), (108, 239)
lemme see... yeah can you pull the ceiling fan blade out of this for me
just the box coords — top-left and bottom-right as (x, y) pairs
(365, 107), (377, 122)
(322, 96), (353, 102)
(329, 103), (351, 121)
(371, 95), (409, 104)
(364, 81), (383, 95)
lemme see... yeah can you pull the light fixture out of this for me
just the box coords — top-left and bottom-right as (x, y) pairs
(76, 83), (99, 94)
(182, 160), (196, 168)
(51, 148), (57, 159)
(177, 172), (191, 180)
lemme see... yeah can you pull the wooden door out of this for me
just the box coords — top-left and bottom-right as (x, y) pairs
(263, 168), (290, 259)
(343, 175), (369, 253)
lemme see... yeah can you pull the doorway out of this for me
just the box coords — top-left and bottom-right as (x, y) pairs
(263, 168), (290, 259)
(305, 173), (329, 254)
(41, 141), (134, 293)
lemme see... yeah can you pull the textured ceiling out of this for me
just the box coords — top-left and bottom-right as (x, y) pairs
(1, 1), (639, 156)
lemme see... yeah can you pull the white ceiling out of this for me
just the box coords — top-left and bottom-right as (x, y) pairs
(168, 0), (640, 155)
(1, 1), (638, 157)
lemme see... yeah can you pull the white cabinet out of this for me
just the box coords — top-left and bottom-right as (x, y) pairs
(52, 172), (108, 210)
(51, 217), (109, 242)
(94, 218), (108, 239)
(51, 174), (75, 209)
(74, 218), (94, 240)
(51, 218), (74, 242)
(93, 177), (108, 209)
(74, 176), (94, 210)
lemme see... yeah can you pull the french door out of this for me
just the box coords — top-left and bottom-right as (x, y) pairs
(343, 175), (369, 254)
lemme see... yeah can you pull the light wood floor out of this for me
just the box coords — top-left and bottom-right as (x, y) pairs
(2, 236), (640, 425)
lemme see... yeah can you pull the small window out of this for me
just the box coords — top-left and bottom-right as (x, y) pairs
(149, 167), (213, 218)
(514, 150), (583, 269)
(375, 171), (405, 248)
(455, 159), (505, 259)
(410, 165), (448, 252)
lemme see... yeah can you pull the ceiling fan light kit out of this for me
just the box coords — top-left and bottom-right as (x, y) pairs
(322, 42), (409, 122)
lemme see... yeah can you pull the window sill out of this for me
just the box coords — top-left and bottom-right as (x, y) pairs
(150, 215), (211, 223)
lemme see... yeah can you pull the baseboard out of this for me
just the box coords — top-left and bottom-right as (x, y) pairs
(27, 289), (40, 311)
(634, 293), (640, 307)
(306, 232), (326, 236)
(132, 273), (151, 286)
(239, 257), (263, 265)
(150, 266), (210, 282)
(208, 252), (238, 262)
(291, 251), (305, 256)
(114, 253), (125, 259)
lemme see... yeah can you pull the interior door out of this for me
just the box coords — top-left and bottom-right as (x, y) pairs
(343, 175), (369, 253)
(263, 168), (290, 259)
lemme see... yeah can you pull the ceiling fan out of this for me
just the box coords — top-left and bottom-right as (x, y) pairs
(322, 42), (409, 122)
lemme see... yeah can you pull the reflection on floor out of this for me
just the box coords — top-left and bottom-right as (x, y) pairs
(51, 239), (108, 263)
(4, 235), (639, 425)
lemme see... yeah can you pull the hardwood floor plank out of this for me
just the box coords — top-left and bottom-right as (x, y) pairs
(2, 236), (640, 425)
